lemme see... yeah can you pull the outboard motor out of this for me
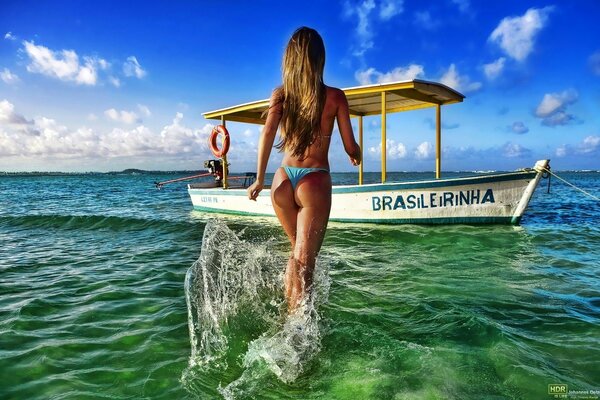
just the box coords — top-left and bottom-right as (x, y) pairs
(204, 159), (223, 184)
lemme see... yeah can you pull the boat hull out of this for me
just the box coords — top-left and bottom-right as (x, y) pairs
(188, 160), (548, 225)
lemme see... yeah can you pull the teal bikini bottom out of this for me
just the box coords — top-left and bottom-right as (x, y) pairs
(282, 166), (330, 190)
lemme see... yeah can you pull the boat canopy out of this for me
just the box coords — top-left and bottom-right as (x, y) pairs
(203, 79), (464, 124)
(203, 79), (465, 184)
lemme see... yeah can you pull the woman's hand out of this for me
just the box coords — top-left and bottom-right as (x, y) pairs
(247, 180), (264, 201)
(349, 145), (361, 166)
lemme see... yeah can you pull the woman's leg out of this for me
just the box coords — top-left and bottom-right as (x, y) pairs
(271, 168), (332, 312)
(288, 171), (332, 312)
(271, 168), (300, 306)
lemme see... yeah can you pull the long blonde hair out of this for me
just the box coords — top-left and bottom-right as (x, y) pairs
(274, 27), (326, 158)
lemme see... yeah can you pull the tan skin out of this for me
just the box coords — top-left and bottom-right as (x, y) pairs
(247, 86), (361, 312)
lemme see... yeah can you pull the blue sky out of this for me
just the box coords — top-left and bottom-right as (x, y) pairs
(1, 0), (599, 172)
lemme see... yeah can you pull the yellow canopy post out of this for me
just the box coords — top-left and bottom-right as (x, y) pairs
(381, 91), (387, 183)
(358, 115), (363, 185)
(436, 104), (441, 179)
(221, 115), (229, 189)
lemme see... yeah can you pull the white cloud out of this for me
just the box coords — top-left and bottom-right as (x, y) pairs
(355, 64), (424, 85)
(489, 7), (553, 62)
(76, 64), (96, 85)
(554, 135), (600, 158)
(555, 144), (567, 158)
(158, 113), (212, 155)
(415, 141), (433, 160)
(108, 76), (121, 87)
(1, 68), (20, 84)
(483, 57), (506, 80)
(0, 101), (214, 160)
(589, 51), (600, 76)
(501, 142), (531, 158)
(579, 135), (600, 155)
(388, 140), (407, 159)
(536, 92), (568, 117)
(104, 108), (139, 124)
(343, 0), (403, 57)
(510, 121), (529, 134)
(414, 10), (440, 30)
(425, 117), (459, 130)
(451, 0), (470, 13)
(137, 104), (151, 117)
(87, 113), (98, 121)
(123, 56), (146, 79)
(0, 99), (31, 125)
(98, 59), (110, 70)
(379, 0), (403, 20)
(23, 41), (98, 85)
(19, 40), (148, 88)
(439, 64), (481, 93)
(367, 141), (387, 157)
(368, 139), (407, 160)
(344, 0), (376, 57)
(541, 111), (575, 126)
(535, 89), (578, 126)
(4, 32), (16, 41)
(443, 145), (480, 160)
(357, 63), (481, 93)
(444, 142), (532, 160)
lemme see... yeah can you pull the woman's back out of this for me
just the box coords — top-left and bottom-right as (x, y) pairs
(280, 86), (356, 169)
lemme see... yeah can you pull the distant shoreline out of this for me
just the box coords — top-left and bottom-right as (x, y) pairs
(1, 169), (598, 176)
(0, 169), (201, 176)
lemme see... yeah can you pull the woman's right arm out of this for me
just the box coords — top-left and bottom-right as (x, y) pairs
(336, 89), (361, 166)
(247, 90), (282, 200)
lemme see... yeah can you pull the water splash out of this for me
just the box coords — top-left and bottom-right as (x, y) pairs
(182, 219), (330, 398)
(184, 219), (283, 369)
(220, 298), (322, 394)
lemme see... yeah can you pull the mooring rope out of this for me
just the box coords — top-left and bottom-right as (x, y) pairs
(540, 167), (600, 202)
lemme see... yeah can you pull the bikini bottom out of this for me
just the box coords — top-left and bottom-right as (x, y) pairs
(282, 166), (330, 191)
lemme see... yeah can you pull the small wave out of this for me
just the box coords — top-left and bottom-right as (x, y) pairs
(0, 214), (189, 232)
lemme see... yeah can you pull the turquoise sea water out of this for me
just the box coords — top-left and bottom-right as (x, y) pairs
(0, 171), (599, 399)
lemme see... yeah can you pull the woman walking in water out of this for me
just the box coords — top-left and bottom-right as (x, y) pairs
(247, 27), (361, 313)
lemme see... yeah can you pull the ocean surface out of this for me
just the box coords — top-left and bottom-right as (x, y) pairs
(1, 170), (599, 399)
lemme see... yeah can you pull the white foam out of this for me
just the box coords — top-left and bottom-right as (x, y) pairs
(184, 219), (282, 369)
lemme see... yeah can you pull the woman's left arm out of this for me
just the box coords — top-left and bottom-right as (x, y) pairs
(247, 90), (282, 200)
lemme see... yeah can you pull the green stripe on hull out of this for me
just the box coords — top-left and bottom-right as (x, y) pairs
(192, 206), (275, 218)
(192, 206), (520, 225)
(329, 216), (520, 225)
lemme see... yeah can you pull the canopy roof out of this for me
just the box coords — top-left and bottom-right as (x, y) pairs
(203, 79), (465, 125)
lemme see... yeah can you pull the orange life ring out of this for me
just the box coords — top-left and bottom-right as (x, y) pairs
(209, 125), (230, 158)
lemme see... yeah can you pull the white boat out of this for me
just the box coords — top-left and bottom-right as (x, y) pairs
(187, 79), (549, 225)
